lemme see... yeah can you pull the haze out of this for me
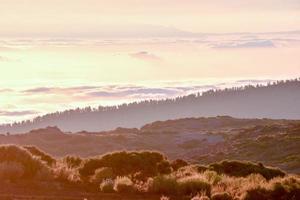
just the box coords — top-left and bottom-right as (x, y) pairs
(1, 0), (300, 123)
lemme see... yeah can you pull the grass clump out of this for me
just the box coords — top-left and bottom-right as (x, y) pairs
(79, 151), (170, 179)
(100, 179), (115, 193)
(23, 146), (56, 166)
(171, 159), (188, 171)
(209, 160), (285, 180)
(149, 175), (179, 195)
(0, 161), (24, 181)
(178, 175), (211, 196)
(113, 176), (135, 193)
(211, 192), (233, 200)
(63, 155), (82, 168)
(242, 176), (300, 200)
(0, 145), (51, 179)
(90, 167), (115, 184)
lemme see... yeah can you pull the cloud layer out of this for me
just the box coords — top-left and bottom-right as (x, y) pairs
(0, 78), (279, 123)
(0, 110), (39, 117)
(130, 51), (162, 62)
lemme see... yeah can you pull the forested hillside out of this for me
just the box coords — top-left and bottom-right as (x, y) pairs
(1, 79), (300, 133)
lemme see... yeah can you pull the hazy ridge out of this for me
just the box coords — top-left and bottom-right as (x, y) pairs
(1, 78), (300, 134)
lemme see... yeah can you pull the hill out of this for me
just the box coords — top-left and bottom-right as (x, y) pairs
(1, 78), (300, 133)
(1, 116), (300, 174)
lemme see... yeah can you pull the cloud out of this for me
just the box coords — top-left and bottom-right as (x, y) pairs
(88, 87), (180, 98)
(0, 30), (299, 51)
(21, 84), (209, 101)
(0, 110), (39, 116)
(212, 40), (275, 49)
(0, 88), (14, 93)
(236, 79), (276, 83)
(130, 51), (162, 62)
(23, 86), (99, 94)
(0, 78), (282, 124)
(20, 78), (279, 102)
(23, 87), (53, 93)
(0, 56), (19, 62)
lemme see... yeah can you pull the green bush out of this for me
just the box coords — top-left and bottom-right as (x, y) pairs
(204, 171), (221, 185)
(79, 151), (168, 178)
(209, 160), (285, 180)
(157, 160), (172, 174)
(149, 175), (179, 195)
(211, 192), (233, 200)
(177, 165), (198, 177)
(178, 176), (211, 196)
(113, 176), (135, 193)
(23, 146), (56, 166)
(90, 167), (115, 184)
(171, 159), (188, 171)
(63, 155), (82, 168)
(242, 176), (300, 200)
(0, 145), (50, 179)
(191, 195), (210, 200)
(100, 179), (114, 193)
(0, 161), (24, 181)
(242, 187), (270, 200)
(53, 165), (80, 183)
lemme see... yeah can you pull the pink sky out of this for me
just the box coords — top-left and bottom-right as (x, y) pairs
(0, 0), (300, 123)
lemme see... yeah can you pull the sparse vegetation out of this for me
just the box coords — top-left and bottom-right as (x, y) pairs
(63, 155), (83, 168)
(0, 161), (24, 181)
(0, 145), (51, 179)
(79, 151), (170, 179)
(24, 145), (56, 166)
(90, 167), (115, 184)
(209, 160), (285, 180)
(113, 176), (135, 193)
(0, 144), (299, 199)
(100, 179), (115, 193)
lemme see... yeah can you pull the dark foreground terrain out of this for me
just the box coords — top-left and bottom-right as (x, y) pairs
(0, 116), (300, 199)
(0, 144), (299, 200)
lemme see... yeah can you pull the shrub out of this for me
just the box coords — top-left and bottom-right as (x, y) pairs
(211, 192), (233, 200)
(209, 160), (285, 180)
(191, 195), (210, 200)
(53, 164), (80, 183)
(23, 146), (56, 166)
(268, 176), (300, 199)
(79, 158), (103, 178)
(157, 160), (172, 174)
(35, 164), (53, 181)
(114, 176), (135, 193)
(242, 176), (300, 200)
(204, 171), (221, 185)
(196, 165), (209, 173)
(90, 167), (114, 184)
(79, 151), (168, 178)
(63, 156), (82, 168)
(199, 197), (210, 200)
(0, 145), (50, 179)
(0, 161), (24, 181)
(176, 165), (205, 178)
(100, 179), (114, 193)
(149, 175), (179, 195)
(242, 187), (270, 200)
(160, 196), (170, 200)
(171, 159), (188, 171)
(178, 176), (211, 196)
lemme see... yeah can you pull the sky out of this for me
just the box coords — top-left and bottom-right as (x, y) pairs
(0, 0), (300, 123)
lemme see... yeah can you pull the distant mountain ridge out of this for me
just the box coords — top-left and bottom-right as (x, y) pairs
(1, 78), (300, 134)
